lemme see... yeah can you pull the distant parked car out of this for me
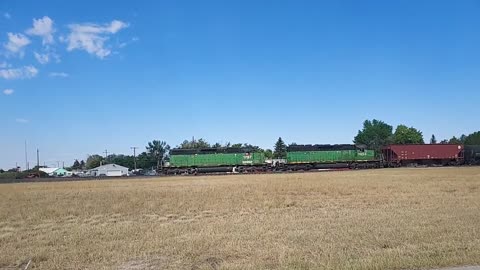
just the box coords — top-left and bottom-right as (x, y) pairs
(144, 170), (158, 176)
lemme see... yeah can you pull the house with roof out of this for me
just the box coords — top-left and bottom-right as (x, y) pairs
(89, 164), (129, 177)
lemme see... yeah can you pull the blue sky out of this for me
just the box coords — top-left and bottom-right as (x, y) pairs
(1, 1), (479, 169)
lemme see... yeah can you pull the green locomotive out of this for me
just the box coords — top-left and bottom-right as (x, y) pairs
(284, 144), (378, 170)
(166, 147), (266, 174)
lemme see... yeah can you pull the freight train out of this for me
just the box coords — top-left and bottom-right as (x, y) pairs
(163, 143), (480, 175)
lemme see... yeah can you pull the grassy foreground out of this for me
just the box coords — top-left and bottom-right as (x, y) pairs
(1, 167), (480, 269)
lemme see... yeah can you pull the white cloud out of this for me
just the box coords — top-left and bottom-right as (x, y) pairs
(0, 61), (9, 68)
(26, 16), (55, 45)
(15, 118), (29, 123)
(66, 20), (128, 59)
(49, 72), (68, 78)
(34, 52), (50, 64)
(4, 13), (11, 19)
(0, 66), (38, 79)
(119, 36), (139, 48)
(3, 89), (14, 95)
(4, 33), (31, 56)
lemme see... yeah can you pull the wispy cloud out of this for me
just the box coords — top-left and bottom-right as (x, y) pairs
(119, 36), (139, 48)
(4, 33), (31, 57)
(0, 66), (38, 79)
(26, 16), (55, 45)
(34, 52), (50, 64)
(0, 61), (9, 68)
(49, 72), (69, 78)
(4, 13), (11, 19)
(3, 89), (14, 95)
(15, 118), (29, 124)
(65, 20), (128, 59)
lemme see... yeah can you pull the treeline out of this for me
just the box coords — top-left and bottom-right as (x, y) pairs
(65, 120), (480, 171)
(354, 119), (480, 153)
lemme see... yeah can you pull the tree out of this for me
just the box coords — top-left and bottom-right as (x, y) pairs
(212, 142), (222, 148)
(146, 140), (170, 170)
(231, 143), (243, 148)
(354, 119), (393, 152)
(136, 152), (156, 170)
(0, 169), (4, 173)
(448, 136), (462, 144)
(86, 155), (104, 169)
(464, 131), (480, 145)
(179, 138), (210, 149)
(273, 137), (287, 159)
(264, 149), (273, 159)
(80, 160), (86, 169)
(430, 134), (437, 144)
(72, 159), (81, 170)
(109, 154), (135, 169)
(393, 125), (424, 144)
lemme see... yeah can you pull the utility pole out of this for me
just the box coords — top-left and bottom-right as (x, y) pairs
(24, 140), (28, 171)
(131, 147), (138, 170)
(37, 148), (40, 169)
(57, 161), (60, 168)
(104, 150), (109, 159)
(62, 161), (65, 168)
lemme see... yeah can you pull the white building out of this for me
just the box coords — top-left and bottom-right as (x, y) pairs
(89, 164), (129, 177)
(39, 167), (72, 177)
(39, 167), (58, 175)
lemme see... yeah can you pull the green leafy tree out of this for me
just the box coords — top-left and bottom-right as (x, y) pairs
(430, 134), (437, 144)
(393, 125), (424, 144)
(264, 149), (273, 159)
(229, 143), (241, 148)
(108, 154), (135, 169)
(136, 152), (156, 170)
(273, 137), (287, 159)
(448, 136), (462, 144)
(146, 140), (170, 170)
(439, 139), (449, 144)
(354, 119), (393, 152)
(464, 132), (480, 145)
(212, 142), (222, 148)
(86, 154), (104, 169)
(179, 138), (210, 149)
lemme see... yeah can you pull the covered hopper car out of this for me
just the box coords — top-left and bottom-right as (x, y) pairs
(382, 144), (464, 167)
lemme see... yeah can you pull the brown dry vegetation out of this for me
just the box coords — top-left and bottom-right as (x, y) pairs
(1, 167), (480, 270)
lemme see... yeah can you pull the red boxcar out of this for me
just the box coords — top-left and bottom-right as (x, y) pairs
(382, 144), (464, 167)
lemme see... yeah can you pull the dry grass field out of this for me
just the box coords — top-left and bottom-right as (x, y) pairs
(1, 167), (480, 270)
